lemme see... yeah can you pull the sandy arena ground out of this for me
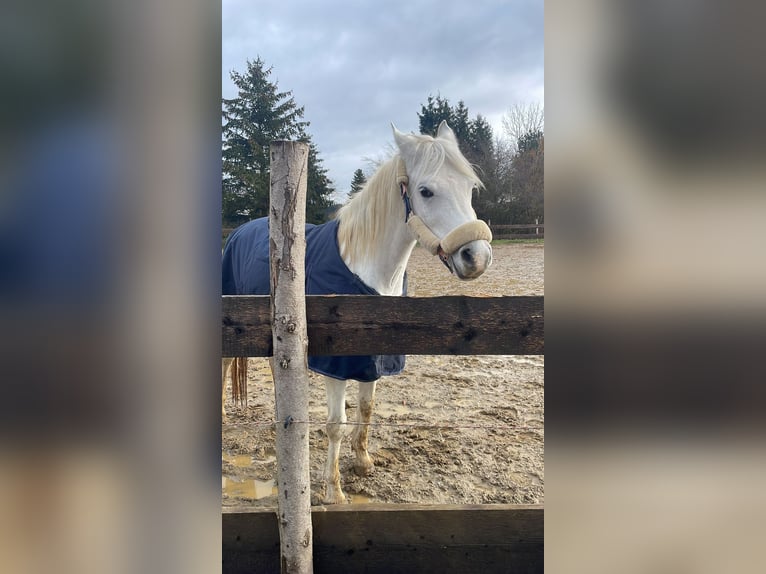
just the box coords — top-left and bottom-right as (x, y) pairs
(222, 242), (544, 507)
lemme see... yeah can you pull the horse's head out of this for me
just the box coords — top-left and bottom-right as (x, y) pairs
(393, 121), (493, 280)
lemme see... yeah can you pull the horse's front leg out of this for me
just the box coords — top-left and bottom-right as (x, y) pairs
(222, 358), (233, 423)
(351, 381), (376, 476)
(323, 377), (347, 504)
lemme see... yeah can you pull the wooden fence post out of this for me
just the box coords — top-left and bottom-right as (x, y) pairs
(269, 141), (313, 574)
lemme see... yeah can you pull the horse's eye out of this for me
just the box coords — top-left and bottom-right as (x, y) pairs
(420, 187), (433, 198)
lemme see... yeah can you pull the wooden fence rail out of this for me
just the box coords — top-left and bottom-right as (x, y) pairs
(223, 295), (544, 357)
(223, 504), (543, 574)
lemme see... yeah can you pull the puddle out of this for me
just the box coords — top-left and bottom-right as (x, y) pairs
(349, 493), (375, 504)
(221, 477), (374, 504)
(222, 453), (253, 467)
(222, 477), (277, 499)
(222, 450), (277, 467)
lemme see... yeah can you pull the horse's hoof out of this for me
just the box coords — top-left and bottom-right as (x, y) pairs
(323, 489), (347, 505)
(354, 462), (375, 477)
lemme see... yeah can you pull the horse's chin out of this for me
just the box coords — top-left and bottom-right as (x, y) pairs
(451, 258), (491, 280)
(453, 267), (487, 281)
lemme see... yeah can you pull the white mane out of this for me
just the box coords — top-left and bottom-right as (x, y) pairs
(336, 156), (400, 269)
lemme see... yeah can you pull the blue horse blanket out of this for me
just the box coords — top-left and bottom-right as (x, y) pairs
(222, 217), (405, 382)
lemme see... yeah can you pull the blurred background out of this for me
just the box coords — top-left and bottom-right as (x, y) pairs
(546, 0), (766, 572)
(0, 1), (221, 572)
(1, 0), (765, 572)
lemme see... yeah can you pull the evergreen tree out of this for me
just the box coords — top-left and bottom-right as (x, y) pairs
(347, 168), (367, 200)
(416, 96), (498, 220)
(417, 94), (454, 137)
(417, 95), (493, 165)
(517, 129), (543, 154)
(468, 114), (495, 163)
(305, 141), (335, 223)
(451, 100), (472, 143)
(222, 58), (333, 225)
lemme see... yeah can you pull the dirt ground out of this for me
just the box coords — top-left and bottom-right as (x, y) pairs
(222, 242), (544, 508)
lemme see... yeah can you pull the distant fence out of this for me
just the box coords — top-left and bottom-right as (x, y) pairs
(489, 223), (544, 240)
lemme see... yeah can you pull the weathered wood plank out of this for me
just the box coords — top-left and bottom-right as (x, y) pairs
(222, 504), (544, 574)
(222, 295), (544, 357)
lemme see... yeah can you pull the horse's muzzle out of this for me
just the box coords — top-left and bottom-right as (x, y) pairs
(451, 239), (492, 280)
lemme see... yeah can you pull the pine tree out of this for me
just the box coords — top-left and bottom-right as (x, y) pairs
(517, 129), (543, 154)
(305, 142), (335, 223)
(417, 95), (493, 164)
(222, 58), (333, 225)
(347, 168), (367, 200)
(451, 100), (471, 143)
(417, 94), (454, 137)
(468, 114), (495, 163)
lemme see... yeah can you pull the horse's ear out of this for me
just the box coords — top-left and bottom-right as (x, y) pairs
(391, 123), (409, 150)
(437, 120), (457, 142)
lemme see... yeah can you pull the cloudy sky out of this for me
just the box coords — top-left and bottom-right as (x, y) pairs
(222, 0), (543, 202)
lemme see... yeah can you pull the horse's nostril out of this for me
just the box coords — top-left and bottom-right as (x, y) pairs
(460, 247), (473, 263)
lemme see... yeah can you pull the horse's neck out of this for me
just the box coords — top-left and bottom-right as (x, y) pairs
(338, 160), (416, 296)
(346, 222), (415, 296)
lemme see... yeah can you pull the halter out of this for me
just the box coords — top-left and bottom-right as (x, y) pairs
(396, 157), (493, 273)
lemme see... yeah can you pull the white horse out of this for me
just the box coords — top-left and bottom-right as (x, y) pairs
(223, 121), (492, 504)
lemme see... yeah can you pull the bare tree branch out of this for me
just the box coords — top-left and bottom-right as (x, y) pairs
(502, 102), (545, 150)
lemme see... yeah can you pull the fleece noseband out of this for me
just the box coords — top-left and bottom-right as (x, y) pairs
(396, 158), (492, 272)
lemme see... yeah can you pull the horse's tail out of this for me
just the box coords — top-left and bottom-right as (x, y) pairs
(231, 356), (248, 408)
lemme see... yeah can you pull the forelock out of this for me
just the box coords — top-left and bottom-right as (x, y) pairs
(404, 133), (482, 187)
